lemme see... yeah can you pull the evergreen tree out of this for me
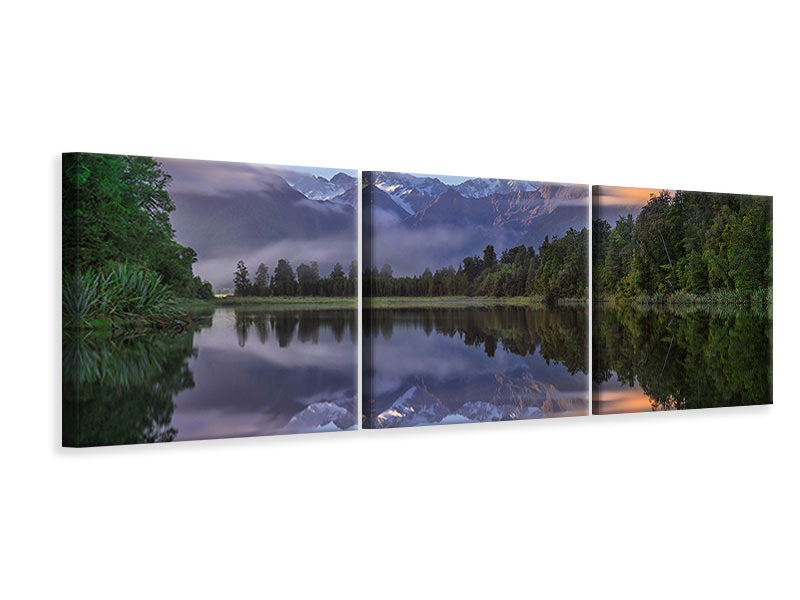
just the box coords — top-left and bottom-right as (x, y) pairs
(254, 263), (269, 296)
(483, 245), (497, 270)
(348, 260), (358, 295)
(233, 260), (252, 296)
(272, 259), (296, 296)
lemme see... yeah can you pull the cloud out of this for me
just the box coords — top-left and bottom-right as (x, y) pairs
(158, 157), (285, 195)
(158, 156), (353, 196)
(367, 222), (511, 277)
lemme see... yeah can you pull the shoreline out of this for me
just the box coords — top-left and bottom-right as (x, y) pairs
(365, 296), (587, 308)
(594, 287), (771, 309)
(179, 296), (357, 309)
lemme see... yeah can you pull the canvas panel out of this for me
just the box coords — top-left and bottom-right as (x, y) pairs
(362, 171), (591, 429)
(62, 153), (358, 446)
(591, 185), (773, 415)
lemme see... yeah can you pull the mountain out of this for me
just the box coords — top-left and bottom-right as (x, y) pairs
(330, 171), (356, 189)
(406, 188), (501, 228)
(407, 182), (588, 230)
(363, 171), (588, 276)
(367, 172), (587, 234)
(454, 177), (541, 198)
(372, 171), (449, 215)
(517, 204), (589, 248)
(282, 399), (357, 432)
(363, 183), (413, 222)
(280, 170), (357, 205)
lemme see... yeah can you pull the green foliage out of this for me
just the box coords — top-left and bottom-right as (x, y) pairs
(483, 244), (497, 270)
(272, 258), (297, 296)
(296, 262), (320, 296)
(231, 258), (355, 298)
(591, 219), (611, 294)
(63, 263), (183, 329)
(63, 152), (208, 299)
(366, 230), (587, 299)
(233, 260), (252, 296)
(253, 263), (270, 297)
(532, 228), (587, 299)
(594, 190), (772, 301)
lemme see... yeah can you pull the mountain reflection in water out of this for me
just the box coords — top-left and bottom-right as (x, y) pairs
(63, 307), (357, 447)
(363, 305), (589, 429)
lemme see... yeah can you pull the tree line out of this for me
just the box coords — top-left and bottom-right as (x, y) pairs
(232, 259), (357, 297)
(365, 227), (587, 300)
(593, 190), (772, 298)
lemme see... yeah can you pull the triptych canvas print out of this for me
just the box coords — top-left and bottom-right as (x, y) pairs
(62, 153), (773, 447)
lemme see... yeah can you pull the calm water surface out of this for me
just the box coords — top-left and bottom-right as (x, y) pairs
(363, 305), (589, 428)
(63, 307), (357, 446)
(593, 304), (772, 414)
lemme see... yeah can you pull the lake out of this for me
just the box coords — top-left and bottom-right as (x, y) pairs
(592, 303), (772, 414)
(63, 307), (358, 446)
(363, 305), (589, 428)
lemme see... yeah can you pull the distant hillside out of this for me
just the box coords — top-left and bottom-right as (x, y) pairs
(364, 171), (589, 275)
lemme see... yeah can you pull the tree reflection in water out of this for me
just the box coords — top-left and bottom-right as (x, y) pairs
(63, 308), (357, 447)
(593, 304), (772, 413)
(63, 331), (199, 447)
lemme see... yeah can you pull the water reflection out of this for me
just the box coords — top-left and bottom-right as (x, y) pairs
(363, 305), (589, 429)
(592, 304), (772, 414)
(63, 307), (357, 447)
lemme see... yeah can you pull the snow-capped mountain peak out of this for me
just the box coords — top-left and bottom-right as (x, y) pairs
(280, 170), (357, 203)
(453, 178), (542, 198)
(372, 172), (450, 215)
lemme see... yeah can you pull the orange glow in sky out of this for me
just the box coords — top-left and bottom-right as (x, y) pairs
(594, 186), (673, 207)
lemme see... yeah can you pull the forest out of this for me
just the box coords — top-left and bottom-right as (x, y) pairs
(365, 227), (588, 300)
(231, 259), (357, 297)
(593, 190), (772, 305)
(63, 153), (213, 329)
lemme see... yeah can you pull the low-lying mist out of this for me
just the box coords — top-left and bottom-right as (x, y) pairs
(194, 234), (357, 290)
(366, 222), (523, 277)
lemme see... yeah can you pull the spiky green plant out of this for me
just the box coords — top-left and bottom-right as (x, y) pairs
(63, 264), (182, 328)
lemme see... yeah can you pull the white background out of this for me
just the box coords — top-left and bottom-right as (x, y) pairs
(2, 1), (797, 599)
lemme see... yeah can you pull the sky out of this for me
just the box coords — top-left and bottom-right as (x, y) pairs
(408, 172), (472, 186)
(593, 186), (674, 223)
(593, 186), (665, 208)
(276, 164), (354, 180)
